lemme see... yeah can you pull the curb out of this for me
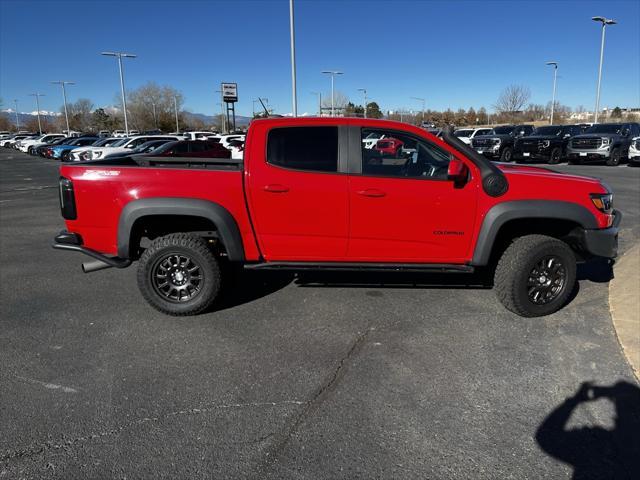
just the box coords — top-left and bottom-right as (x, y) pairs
(609, 243), (640, 379)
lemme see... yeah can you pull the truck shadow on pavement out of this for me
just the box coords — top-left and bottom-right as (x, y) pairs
(536, 381), (640, 479)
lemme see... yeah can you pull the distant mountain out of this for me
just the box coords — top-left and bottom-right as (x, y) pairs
(183, 111), (253, 127)
(0, 109), (60, 128)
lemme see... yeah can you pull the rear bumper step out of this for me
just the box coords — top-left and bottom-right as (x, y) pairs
(52, 230), (131, 272)
(245, 261), (474, 273)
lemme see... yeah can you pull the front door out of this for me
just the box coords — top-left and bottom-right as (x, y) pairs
(348, 127), (478, 263)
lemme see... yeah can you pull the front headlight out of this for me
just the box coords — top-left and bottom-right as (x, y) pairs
(542, 140), (550, 148)
(601, 138), (610, 146)
(590, 193), (613, 214)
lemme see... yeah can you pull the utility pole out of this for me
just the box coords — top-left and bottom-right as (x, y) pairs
(358, 88), (367, 118)
(51, 81), (74, 135)
(28, 93), (45, 134)
(546, 62), (558, 124)
(13, 99), (20, 131)
(311, 92), (322, 116)
(591, 16), (617, 124)
(151, 102), (158, 129)
(216, 90), (226, 133)
(411, 97), (426, 123)
(101, 51), (136, 135)
(289, 0), (298, 116)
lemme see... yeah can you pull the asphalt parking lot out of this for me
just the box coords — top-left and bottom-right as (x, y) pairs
(1, 150), (639, 479)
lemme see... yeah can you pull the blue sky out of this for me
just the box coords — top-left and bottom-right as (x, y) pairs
(1, 0), (638, 117)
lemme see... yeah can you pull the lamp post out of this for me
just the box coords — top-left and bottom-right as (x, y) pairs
(28, 93), (45, 134)
(51, 81), (74, 135)
(358, 88), (367, 118)
(101, 51), (136, 135)
(173, 96), (180, 133)
(216, 90), (226, 133)
(289, 0), (298, 116)
(321, 70), (343, 116)
(411, 97), (426, 123)
(13, 99), (20, 131)
(545, 62), (558, 124)
(591, 16), (617, 124)
(151, 102), (157, 129)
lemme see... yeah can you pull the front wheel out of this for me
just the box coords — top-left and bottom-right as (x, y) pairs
(606, 148), (621, 166)
(500, 147), (513, 162)
(494, 234), (576, 317)
(548, 147), (562, 164)
(137, 233), (222, 315)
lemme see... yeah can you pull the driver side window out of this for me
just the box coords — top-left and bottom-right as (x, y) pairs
(361, 128), (451, 180)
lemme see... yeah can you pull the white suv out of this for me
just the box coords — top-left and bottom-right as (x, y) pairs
(454, 127), (494, 145)
(629, 136), (640, 166)
(19, 134), (66, 153)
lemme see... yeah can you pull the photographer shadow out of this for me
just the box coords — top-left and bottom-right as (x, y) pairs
(536, 381), (640, 479)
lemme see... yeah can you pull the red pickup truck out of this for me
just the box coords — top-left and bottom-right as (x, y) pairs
(53, 118), (620, 317)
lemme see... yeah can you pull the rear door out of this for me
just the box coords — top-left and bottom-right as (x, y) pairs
(348, 127), (478, 263)
(246, 125), (349, 261)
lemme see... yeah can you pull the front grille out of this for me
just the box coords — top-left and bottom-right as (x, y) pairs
(571, 137), (601, 149)
(518, 139), (542, 152)
(472, 138), (498, 147)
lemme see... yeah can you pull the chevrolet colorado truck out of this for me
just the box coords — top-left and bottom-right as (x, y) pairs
(53, 118), (620, 318)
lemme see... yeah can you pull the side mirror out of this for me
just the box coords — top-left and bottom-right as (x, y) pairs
(448, 158), (469, 187)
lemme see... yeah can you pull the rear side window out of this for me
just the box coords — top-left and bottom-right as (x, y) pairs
(267, 127), (338, 172)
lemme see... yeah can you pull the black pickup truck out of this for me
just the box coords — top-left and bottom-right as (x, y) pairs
(471, 125), (535, 162)
(514, 125), (586, 164)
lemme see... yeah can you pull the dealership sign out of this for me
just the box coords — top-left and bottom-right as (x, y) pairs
(221, 83), (238, 103)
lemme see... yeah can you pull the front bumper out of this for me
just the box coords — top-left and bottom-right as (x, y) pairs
(580, 209), (621, 259)
(514, 150), (552, 161)
(566, 146), (610, 160)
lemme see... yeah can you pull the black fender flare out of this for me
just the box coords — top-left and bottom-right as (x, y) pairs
(470, 200), (598, 266)
(117, 197), (245, 261)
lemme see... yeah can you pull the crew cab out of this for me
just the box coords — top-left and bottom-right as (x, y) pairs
(454, 127), (493, 145)
(566, 122), (640, 166)
(53, 118), (620, 318)
(514, 125), (585, 164)
(472, 125), (535, 162)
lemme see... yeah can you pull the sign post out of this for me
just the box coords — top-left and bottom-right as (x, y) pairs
(221, 82), (238, 133)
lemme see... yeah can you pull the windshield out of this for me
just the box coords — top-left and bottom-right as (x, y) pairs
(110, 138), (129, 147)
(534, 126), (563, 136)
(455, 130), (473, 137)
(493, 126), (515, 135)
(365, 132), (382, 140)
(586, 124), (622, 134)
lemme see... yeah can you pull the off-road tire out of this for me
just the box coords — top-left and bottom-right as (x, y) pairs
(548, 147), (562, 165)
(500, 147), (513, 162)
(494, 234), (576, 317)
(137, 233), (221, 316)
(606, 148), (621, 166)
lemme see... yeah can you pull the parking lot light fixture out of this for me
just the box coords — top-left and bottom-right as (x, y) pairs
(13, 99), (19, 131)
(411, 97), (426, 123)
(358, 88), (367, 118)
(545, 62), (558, 125)
(101, 51), (136, 135)
(321, 70), (343, 117)
(591, 16), (617, 124)
(28, 93), (45, 134)
(51, 81), (74, 135)
(289, 0), (298, 117)
(173, 96), (180, 134)
(310, 92), (321, 116)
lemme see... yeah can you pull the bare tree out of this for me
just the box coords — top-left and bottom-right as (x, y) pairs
(494, 85), (531, 119)
(116, 82), (185, 132)
(321, 91), (349, 115)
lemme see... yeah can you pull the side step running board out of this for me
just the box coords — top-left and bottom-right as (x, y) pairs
(244, 262), (474, 273)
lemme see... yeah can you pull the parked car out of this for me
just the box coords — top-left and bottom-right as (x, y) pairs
(132, 140), (232, 159)
(89, 135), (185, 160)
(566, 122), (640, 166)
(80, 139), (175, 161)
(513, 125), (586, 164)
(53, 118), (620, 318)
(628, 137), (640, 166)
(362, 131), (386, 149)
(217, 134), (245, 150)
(1, 134), (35, 148)
(227, 138), (245, 159)
(182, 131), (219, 141)
(69, 137), (126, 161)
(112, 130), (127, 138)
(35, 136), (69, 156)
(374, 137), (404, 157)
(47, 137), (100, 160)
(19, 133), (66, 154)
(471, 125), (535, 162)
(454, 127), (493, 145)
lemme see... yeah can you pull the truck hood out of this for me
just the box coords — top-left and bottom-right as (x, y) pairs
(518, 134), (561, 141)
(572, 133), (620, 140)
(495, 162), (604, 188)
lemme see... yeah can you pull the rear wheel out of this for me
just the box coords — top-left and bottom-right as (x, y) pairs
(137, 233), (222, 316)
(548, 147), (562, 164)
(494, 234), (576, 317)
(500, 147), (513, 162)
(606, 148), (621, 166)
